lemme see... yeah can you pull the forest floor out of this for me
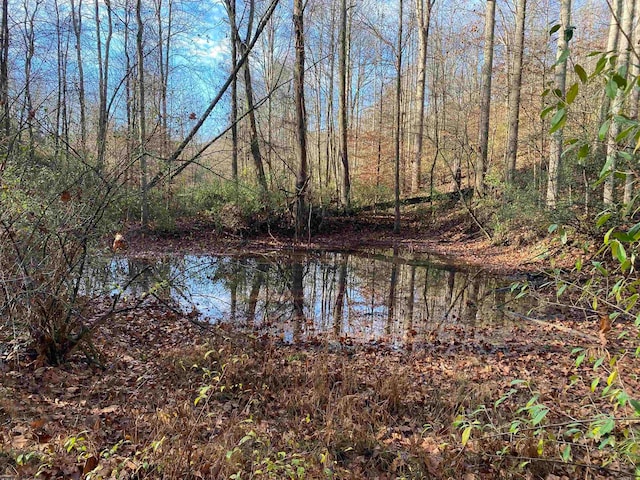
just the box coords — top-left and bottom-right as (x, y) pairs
(2, 206), (638, 479)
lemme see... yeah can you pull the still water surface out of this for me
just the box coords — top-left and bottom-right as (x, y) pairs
(89, 249), (525, 347)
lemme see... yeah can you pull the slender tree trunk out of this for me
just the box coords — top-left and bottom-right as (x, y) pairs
(54, 1), (69, 161)
(230, 0), (268, 194)
(23, 3), (38, 161)
(505, 0), (527, 183)
(338, 0), (350, 211)
(394, 0), (404, 233)
(293, 0), (308, 238)
(476, 0), (496, 197)
(136, 0), (149, 229)
(230, 0), (238, 184)
(604, 0), (633, 206)
(124, 3), (133, 191)
(70, 0), (87, 153)
(95, 0), (112, 171)
(624, 0), (640, 206)
(0, 0), (9, 138)
(411, 0), (433, 193)
(546, 0), (571, 209)
(593, 0), (621, 161)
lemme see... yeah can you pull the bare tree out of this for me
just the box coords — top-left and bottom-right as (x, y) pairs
(227, 0), (268, 194)
(505, 0), (527, 184)
(136, 0), (149, 228)
(411, 0), (434, 193)
(604, 0), (633, 206)
(95, 0), (113, 171)
(476, 0), (496, 197)
(0, 0), (8, 138)
(229, 0), (238, 183)
(394, 0), (404, 233)
(70, 0), (87, 153)
(338, 0), (351, 210)
(546, 0), (571, 209)
(294, 0), (308, 237)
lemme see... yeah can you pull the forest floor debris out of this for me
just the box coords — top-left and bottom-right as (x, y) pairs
(2, 294), (638, 479)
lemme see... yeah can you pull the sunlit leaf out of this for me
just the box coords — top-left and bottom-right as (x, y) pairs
(596, 213), (611, 227)
(566, 83), (579, 104)
(574, 64), (587, 83)
(461, 426), (472, 446)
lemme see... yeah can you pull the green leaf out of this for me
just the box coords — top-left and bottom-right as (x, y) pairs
(564, 26), (575, 42)
(577, 143), (590, 159)
(613, 73), (627, 88)
(602, 227), (616, 245)
(531, 407), (549, 426)
(629, 399), (640, 415)
(574, 64), (588, 83)
(600, 417), (615, 436)
(549, 24), (561, 35)
(596, 213), (611, 227)
(611, 240), (627, 263)
(461, 426), (472, 446)
(606, 78), (618, 99)
(591, 377), (600, 392)
(566, 83), (579, 104)
(594, 357), (605, 370)
(594, 55), (608, 76)
(540, 105), (555, 119)
(561, 444), (572, 462)
(628, 222), (640, 240)
(549, 108), (567, 133)
(598, 120), (611, 140)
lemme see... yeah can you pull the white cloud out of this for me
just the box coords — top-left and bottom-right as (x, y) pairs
(186, 37), (230, 62)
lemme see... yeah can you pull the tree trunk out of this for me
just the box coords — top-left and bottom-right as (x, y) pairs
(476, 0), (496, 197)
(505, 0), (527, 184)
(230, 0), (238, 184)
(593, 0), (621, 161)
(231, 0), (268, 195)
(624, 0), (640, 207)
(293, 0), (308, 239)
(95, 0), (112, 172)
(0, 0), (9, 138)
(70, 0), (87, 154)
(338, 0), (350, 211)
(411, 0), (433, 193)
(136, 0), (149, 229)
(604, 0), (633, 206)
(546, 0), (571, 209)
(394, 0), (404, 233)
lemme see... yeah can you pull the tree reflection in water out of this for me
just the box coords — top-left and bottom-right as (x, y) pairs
(93, 250), (528, 348)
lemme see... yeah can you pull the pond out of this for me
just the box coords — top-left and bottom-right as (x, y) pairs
(87, 249), (528, 349)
